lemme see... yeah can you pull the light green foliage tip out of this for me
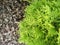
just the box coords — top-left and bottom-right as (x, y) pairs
(18, 0), (60, 45)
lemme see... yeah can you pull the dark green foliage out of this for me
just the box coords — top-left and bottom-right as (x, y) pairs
(18, 0), (60, 45)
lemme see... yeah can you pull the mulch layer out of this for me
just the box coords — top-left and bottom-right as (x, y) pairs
(0, 0), (29, 45)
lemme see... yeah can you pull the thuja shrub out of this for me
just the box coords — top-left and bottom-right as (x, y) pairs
(18, 0), (60, 45)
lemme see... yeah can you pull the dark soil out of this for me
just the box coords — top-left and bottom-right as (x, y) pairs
(0, 0), (29, 45)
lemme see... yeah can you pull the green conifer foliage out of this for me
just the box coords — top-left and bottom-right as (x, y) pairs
(18, 0), (60, 45)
